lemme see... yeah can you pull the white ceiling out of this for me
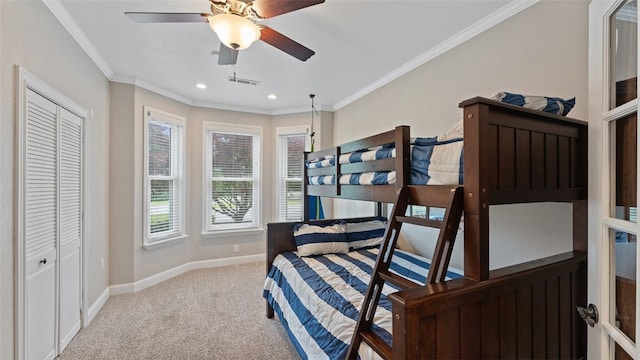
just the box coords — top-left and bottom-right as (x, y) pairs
(51, 0), (535, 114)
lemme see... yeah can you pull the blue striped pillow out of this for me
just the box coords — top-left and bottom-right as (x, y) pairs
(346, 219), (387, 250)
(492, 91), (575, 116)
(294, 223), (348, 256)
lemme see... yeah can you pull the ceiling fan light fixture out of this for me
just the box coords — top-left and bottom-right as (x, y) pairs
(209, 14), (260, 50)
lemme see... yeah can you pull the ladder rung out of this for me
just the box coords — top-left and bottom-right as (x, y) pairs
(360, 329), (392, 360)
(395, 215), (442, 229)
(379, 269), (421, 290)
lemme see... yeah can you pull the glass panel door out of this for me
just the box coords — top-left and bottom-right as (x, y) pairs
(604, 0), (639, 358)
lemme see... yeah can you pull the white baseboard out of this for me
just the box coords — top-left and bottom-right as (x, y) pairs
(190, 253), (264, 270)
(86, 287), (110, 325)
(108, 253), (265, 298)
(88, 254), (265, 323)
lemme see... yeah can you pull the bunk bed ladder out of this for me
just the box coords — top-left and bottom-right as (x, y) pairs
(346, 185), (464, 360)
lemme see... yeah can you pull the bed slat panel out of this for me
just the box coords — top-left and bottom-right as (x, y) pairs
(516, 285), (533, 358)
(487, 124), (500, 190)
(559, 136), (571, 189)
(499, 126), (516, 189)
(531, 280), (547, 359)
(459, 302), (482, 358)
(499, 291), (517, 359)
(546, 276), (561, 359)
(559, 273), (573, 359)
(436, 308), (460, 359)
(418, 316), (436, 359)
(531, 131), (546, 190)
(481, 296), (501, 358)
(516, 129), (531, 190)
(546, 134), (559, 190)
(389, 252), (586, 359)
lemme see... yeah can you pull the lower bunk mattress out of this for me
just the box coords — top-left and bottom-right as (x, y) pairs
(263, 247), (463, 360)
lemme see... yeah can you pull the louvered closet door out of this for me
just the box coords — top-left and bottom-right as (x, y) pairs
(25, 88), (58, 360)
(58, 107), (82, 351)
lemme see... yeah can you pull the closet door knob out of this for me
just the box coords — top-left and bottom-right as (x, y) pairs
(39, 258), (47, 265)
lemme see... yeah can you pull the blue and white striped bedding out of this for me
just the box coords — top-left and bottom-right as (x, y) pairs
(308, 171), (396, 186)
(263, 248), (463, 360)
(306, 126), (464, 186)
(307, 147), (396, 169)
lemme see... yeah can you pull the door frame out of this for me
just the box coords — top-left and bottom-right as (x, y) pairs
(588, 0), (639, 357)
(15, 66), (88, 358)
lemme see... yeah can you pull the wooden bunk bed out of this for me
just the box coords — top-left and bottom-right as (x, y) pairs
(264, 96), (588, 359)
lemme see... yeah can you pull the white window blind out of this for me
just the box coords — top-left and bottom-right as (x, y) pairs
(205, 123), (261, 231)
(277, 131), (307, 221)
(144, 108), (185, 244)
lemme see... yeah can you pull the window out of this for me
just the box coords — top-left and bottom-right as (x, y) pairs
(204, 122), (261, 232)
(276, 126), (310, 221)
(144, 107), (185, 246)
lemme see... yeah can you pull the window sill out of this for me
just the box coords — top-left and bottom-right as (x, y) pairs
(201, 228), (264, 240)
(143, 234), (188, 250)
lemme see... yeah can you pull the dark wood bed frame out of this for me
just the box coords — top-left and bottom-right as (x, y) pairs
(266, 97), (588, 359)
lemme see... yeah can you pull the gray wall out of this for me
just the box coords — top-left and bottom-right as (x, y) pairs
(109, 84), (279, 284)
(1, 1), (111, 359)
(331, 0), (589, 270)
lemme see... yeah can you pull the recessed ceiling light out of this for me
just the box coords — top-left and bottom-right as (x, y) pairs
(268, 94), (277, 100)
(196, 83), (207, 89)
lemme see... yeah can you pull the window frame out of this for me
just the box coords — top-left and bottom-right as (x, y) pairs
(202, 121), (262, 235)
(143, 106), (186, 248)
(275, 125), (310, 222)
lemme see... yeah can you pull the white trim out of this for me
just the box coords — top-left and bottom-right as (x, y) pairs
(142, 234), (188, 250)
(85, 288), (110, 326)
(143, 107), (187, 247)
(332, 0), (540, 111)
(274, 125), (310, 222)
(47, 0), (538, 115)
(202, 121), (263, 233)
(41, 0), (113, 79)
(109, 254), (265, 296)
(201, 228), (264, 239)
(16, 66), (88, 359)
(58, 323), (80, 352)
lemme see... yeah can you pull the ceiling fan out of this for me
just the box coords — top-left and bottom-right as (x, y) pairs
(125, 0), (325, 65)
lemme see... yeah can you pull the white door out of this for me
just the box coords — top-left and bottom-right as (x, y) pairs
(588, 0), (638, 358)
(21, 87), (84, 359)
(24, 89), (59, 360)
(58, 107), (83, 351)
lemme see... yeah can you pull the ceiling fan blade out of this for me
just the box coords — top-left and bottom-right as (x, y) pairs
(218, 44), (239, 65)
(125, 12), (209, 23)
(251, 0), (324, 19)
(259, 26), (315, 61)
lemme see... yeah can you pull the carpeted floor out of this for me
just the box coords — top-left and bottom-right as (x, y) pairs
(58, 262), (299, 360)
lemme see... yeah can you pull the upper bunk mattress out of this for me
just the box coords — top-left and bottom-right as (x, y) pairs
(263, 247), (462, 360)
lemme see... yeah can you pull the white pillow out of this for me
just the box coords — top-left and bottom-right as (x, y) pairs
(294, 223), (348, 256)
(346, 220), (387, 250)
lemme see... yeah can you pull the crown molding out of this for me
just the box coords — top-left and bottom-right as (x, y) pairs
(44, 0), (538, 115)
(332, 0), (540, 111)
(42, 0), (114, 79)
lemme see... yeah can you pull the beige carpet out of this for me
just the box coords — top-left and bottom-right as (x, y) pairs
(59, 262), (299, 360)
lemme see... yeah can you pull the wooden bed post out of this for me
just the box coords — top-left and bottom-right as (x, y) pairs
(394, 126), (411, 189)
(462, 103), (491, 281)
(303, 151), (310, 222)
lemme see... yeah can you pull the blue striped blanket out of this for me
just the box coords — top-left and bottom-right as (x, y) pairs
(307, 147), (396, 169)
(263, 248), (462, 360)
